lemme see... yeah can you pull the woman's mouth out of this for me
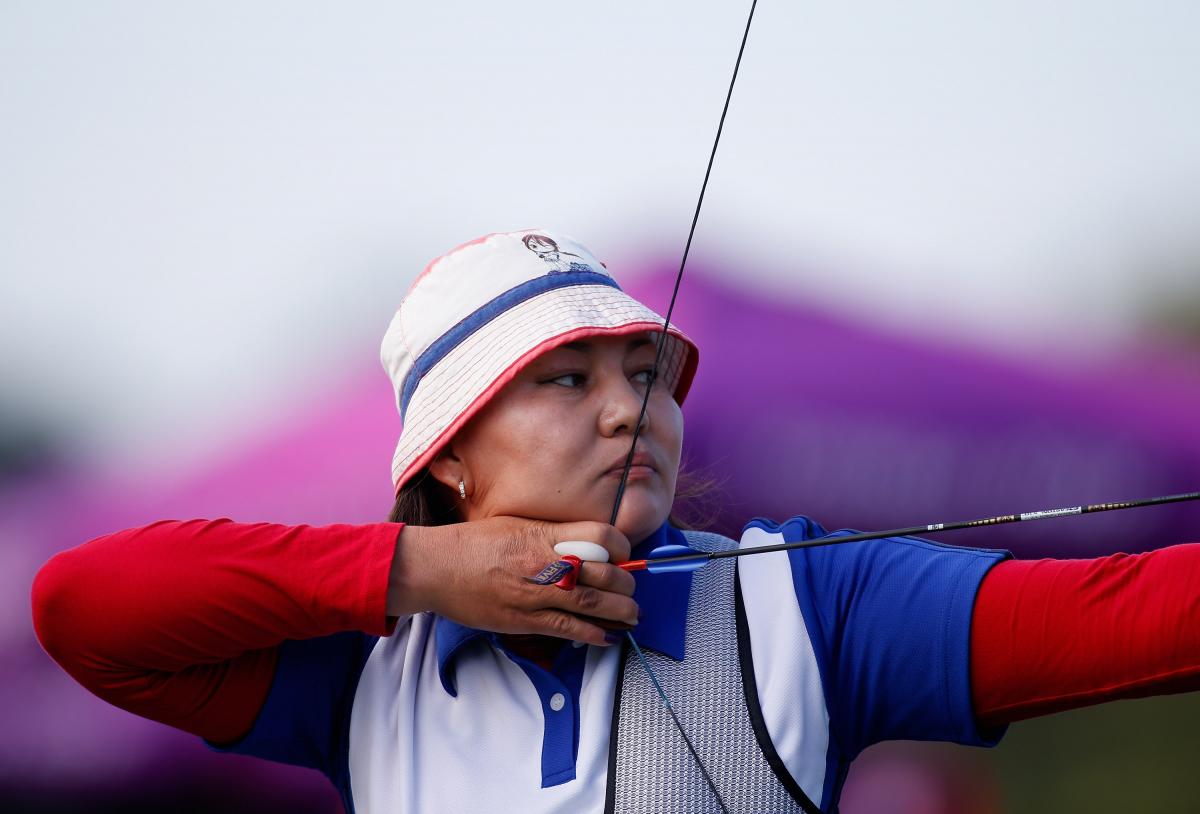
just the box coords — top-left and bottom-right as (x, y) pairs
(604, 464), (656, 480)
(603, 452), (657, 480)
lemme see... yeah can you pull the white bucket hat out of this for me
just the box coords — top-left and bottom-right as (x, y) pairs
(381, 229), (699, 494)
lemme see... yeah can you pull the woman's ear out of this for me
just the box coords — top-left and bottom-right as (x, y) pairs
(428, 446), (465, 494)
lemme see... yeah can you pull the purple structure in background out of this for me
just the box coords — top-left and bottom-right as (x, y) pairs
(7, 263), (1198, 811)
(653, 266), (1200, 556)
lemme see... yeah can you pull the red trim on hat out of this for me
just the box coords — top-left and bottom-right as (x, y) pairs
(393, 321), (699, 494)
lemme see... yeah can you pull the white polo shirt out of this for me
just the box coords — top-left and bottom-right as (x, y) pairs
(206, 516), (1007, 812)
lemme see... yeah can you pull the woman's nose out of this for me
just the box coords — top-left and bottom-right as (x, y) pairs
(598, 372), (650, 437)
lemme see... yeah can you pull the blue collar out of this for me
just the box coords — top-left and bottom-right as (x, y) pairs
(434, 521), (695, 695)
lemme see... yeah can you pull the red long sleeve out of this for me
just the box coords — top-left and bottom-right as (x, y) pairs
(970, 542), (1200, 727)
(30, 518), (403, 744)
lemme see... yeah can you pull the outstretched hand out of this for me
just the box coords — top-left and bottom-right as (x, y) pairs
(386, 517), (638, 647)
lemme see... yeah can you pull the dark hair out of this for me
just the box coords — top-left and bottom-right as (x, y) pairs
(668, 457), (724, 531)
(386, 468), (462, 525)
(386, 463), (720, 532)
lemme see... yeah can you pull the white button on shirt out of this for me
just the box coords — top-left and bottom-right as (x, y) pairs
(204, 522), (701, 814)
(350, 613), (617, 812)
(331, 524), (705, 813)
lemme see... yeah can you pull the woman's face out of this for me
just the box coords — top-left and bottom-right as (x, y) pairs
(435, 331), (684, 545)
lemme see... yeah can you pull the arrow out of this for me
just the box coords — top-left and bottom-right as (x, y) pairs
(526, 491), (1200, 585)
(621, 490), (1200, 573)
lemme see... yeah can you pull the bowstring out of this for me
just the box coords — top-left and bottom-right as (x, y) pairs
(609, 2), (759, 811)
(608, 0), (759, 529)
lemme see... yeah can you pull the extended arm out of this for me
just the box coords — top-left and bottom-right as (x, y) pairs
(30, 516), (638, 746)
(30, 518), (402, 743)
(970, 542), (1200, 726)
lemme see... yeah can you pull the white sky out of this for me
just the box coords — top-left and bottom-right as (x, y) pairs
(3, 1), (1199, 472)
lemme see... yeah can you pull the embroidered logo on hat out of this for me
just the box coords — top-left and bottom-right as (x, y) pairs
(521, 233), (593, 274)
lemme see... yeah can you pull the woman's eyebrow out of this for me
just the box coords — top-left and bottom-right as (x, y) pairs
(557, 336), (655, 354)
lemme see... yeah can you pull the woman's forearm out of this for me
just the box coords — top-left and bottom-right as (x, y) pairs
(30, 515), (641, 743)
(970, 542), (1200, 726)
(387, 523), (450, 619)
(30, 518), (404, 742)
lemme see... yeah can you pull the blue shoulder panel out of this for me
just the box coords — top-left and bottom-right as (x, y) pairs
(744, 514), (1011, 766)
(203, 630), (379, 814)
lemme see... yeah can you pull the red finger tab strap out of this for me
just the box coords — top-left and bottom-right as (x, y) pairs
(970, 542), (1200, 727)
(30, 518), (404, 743)
(555, 555), (583, 591)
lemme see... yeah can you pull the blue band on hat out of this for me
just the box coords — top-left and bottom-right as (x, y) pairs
(400, 270), (622, 419)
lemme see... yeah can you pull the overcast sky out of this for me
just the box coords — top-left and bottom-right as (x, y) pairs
(4, 0), (1199, 473)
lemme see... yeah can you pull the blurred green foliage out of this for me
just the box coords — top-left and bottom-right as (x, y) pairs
(987, 692), (1200, 812)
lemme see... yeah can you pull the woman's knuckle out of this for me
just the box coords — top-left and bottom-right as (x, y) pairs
(586, 566), (611, 590)
(607, 529), (631, 559)
(573, 587), (601, 612)
(549, 613), (574, 637)
(582, 563), (610, 587)
(515, 523), (538, 549)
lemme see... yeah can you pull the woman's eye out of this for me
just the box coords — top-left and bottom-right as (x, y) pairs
(632, 369), (656, 387)
(548, 373), (586, 387)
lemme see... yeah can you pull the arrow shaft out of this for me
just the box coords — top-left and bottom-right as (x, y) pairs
(618, 491), (1200, 572)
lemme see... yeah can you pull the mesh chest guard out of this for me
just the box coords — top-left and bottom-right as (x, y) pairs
(606, 530), (824, 814)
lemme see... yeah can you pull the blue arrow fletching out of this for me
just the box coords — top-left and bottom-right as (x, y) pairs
(644, 544), (708, 574)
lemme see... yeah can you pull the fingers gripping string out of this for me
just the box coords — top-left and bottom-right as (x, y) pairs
(607, 2), (759, 813)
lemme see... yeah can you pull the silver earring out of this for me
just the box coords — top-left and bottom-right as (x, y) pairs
(458, 480), (466, 500)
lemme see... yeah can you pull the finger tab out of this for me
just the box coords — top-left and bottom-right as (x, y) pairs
(554, 555), (583, 591)
(524, 559), (576, 586)
(554, 540), (610, 562)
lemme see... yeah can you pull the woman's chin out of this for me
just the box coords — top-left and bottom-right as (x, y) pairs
(612, 503), (669, 547)
(491, 491), (667, 546)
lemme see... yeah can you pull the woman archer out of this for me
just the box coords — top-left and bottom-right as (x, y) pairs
(31, 229), (1200, 813)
